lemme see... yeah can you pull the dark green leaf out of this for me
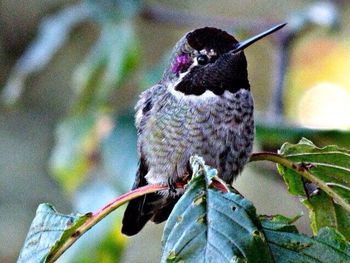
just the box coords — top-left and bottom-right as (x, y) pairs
(261, 216), (350, 263)
(17, 204), (91, 263)
(161, 156), (273, 263)
(258, 214), (301, 233)
(278, 138), (350, 240)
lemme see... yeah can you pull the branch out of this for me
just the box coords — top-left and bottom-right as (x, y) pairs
(249, 152), (350, 213)
(47, 183), (169, 263)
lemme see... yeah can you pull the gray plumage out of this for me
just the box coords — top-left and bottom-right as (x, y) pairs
(137, 85), (254, 185)
(122, 26), (256, 236)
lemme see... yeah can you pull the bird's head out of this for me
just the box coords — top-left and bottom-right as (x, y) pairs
(162, 23), (286, 96)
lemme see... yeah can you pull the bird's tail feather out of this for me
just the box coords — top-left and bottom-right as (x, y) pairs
(121, 193), (179, 236)
(121, 157), (180, 236)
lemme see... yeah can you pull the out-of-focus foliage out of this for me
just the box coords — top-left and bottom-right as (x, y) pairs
(256, 120), (350, 150)
(49, 113), (101, 192)
(49, 3), (140, 193)
(255, 1), (350, 150)
(72, 22), (139, 113)
(5, 1), (142, 261)
(1, 0), (141, 106)
(1, 2), (91, 105)
(101, 113), (138, 193)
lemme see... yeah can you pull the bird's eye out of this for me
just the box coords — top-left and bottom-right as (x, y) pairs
(196, 55), (209, 65)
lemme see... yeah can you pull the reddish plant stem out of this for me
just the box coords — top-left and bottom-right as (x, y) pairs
(47, 183), (169, 263)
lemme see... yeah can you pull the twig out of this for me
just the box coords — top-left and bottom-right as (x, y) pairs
(266, 34), (293, 122)
(46, 183), (169, 263)
(249, 152), (350, 213)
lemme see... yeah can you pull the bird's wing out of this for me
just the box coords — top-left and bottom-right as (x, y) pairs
(122, 84), (173, 236)
(134, 84), (166, 138)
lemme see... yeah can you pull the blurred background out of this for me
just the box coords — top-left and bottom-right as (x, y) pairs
(1, 0), (350, 262)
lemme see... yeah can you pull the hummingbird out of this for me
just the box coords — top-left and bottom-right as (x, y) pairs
(122, 23), (286, 236)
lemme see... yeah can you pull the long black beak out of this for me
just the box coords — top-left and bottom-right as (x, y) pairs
(232, 23), (287, 53)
